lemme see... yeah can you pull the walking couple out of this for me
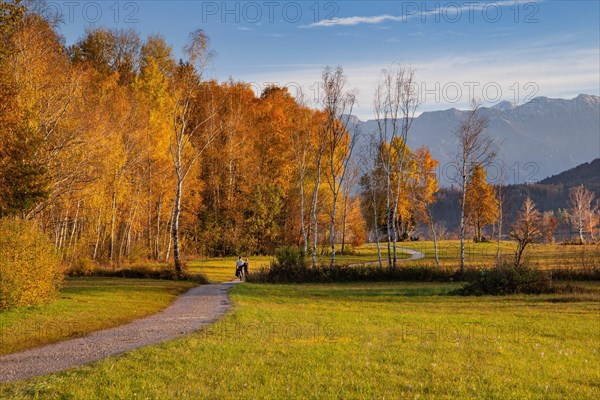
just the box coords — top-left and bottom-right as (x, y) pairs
(235, 256), (249, 280)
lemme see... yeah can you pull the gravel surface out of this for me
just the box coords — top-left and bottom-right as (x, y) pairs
(398, 248), (425, 260)
(0, 281), (238, 383)
(348, 248), (425, 267)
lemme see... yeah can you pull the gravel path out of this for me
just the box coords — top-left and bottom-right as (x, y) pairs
(397, 248), (425, 260)
(0, 281), (238, 383)
(348, 247), (425, 267)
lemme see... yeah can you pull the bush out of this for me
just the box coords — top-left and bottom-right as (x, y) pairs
(0, 218), (64, 309)
(550, 266), (600, 281)
(65, 261), (207, 283)
(274, 246), (306, 268)
(459, 262), (552, 295)
(67, 257), (96, 277)
(246, 261), (480, 284)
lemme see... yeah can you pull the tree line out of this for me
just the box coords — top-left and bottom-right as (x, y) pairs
(0, 3), (371, 271)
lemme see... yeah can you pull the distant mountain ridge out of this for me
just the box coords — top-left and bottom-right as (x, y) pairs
(539, 158), (600, 194)
(430, 158), (600, 236)
(352, 94), (600, 185)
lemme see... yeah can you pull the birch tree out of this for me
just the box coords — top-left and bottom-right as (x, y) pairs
(289, 92), (314, 254)
(321, 66), (357, 267)
(169, 29), (217, 275)
(568, 185), (594, 244)
(310, 113), (328, 269)
(453, 101), (496, 273)
(373, 64), (418, 267)
(360, 135), (384, 268)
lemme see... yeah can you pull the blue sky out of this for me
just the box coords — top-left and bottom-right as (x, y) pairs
(55, 0), (599, 119)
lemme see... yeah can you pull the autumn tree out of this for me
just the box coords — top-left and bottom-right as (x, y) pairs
(340, 160), (361, 254)
(288, 92), (315, 254)
(510, 197), (546, 267)
(453, 101), (496, 273)
(309, 112), (328, 269)
(245, 184), (284, 254)
(359, 135), (385, 268)
(0, 125), (50, 217)
(70, 27), (141, 85)
(542, 211), (558, 243)
(345, 196), (367, 248)
(586, 201), (599, 241)
(0, 5), (49, 216)
(465, 164), (498, 242)
(4, 12), (102, 223)
(389, 137), (416, 241)
(169, 29), (217, 275)
(0, 0), (25, 59)
(410, 147), (440, 269)
(135, 34), (176, 260)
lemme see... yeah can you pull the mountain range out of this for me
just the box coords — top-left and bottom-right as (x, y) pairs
(429, 158), (599, 238)
(352, 94), (600, 185)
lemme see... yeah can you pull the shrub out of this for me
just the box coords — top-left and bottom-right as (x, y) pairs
(550, 266), (600, 281)
(459, 261), (552, 295)
(246, 261), (480, 284)
(67, 257), (97, 277)
(65, 261), (207, 283)
(0, 218), (63, 309)
(274, 246), (306, 268)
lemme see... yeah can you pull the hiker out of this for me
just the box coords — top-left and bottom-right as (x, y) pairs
(235, 256), (244, 279)
(243, 258), (249, 276)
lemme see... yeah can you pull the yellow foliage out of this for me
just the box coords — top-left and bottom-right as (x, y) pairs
(0, 218), (63, 309)
(465, 165), (499, 241)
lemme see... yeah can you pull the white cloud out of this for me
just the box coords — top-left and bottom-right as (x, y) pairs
(302, 0), (543, 28)
(305, 15), (406, 28)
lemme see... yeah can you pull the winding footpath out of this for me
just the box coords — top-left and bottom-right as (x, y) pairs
(0, 281), (238, 383)
(348, 247), (425, 267)
(0, 248), (425, 384)
(396, 248), (425, 261)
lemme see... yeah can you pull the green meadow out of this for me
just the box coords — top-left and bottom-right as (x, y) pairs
(1, 281), (598, 399)
(1, 242), (599, 398)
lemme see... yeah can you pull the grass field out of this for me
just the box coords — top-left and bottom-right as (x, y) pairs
(187, 256), (274, 283)
(360, 241), (600, 270)
(188, 247), (411, 282)
(1, 281), (598, 399)
(0, 278), (195, 355)
(187, 241), (600, 283)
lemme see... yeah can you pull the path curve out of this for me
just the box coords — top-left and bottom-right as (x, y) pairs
(397, 248), (425, 261)
(0, 281), (238, 383)
(348, 247), (425, 267)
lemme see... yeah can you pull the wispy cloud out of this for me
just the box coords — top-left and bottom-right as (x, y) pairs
(303, 14), (404, 28)
(302, 0), (542, 28)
